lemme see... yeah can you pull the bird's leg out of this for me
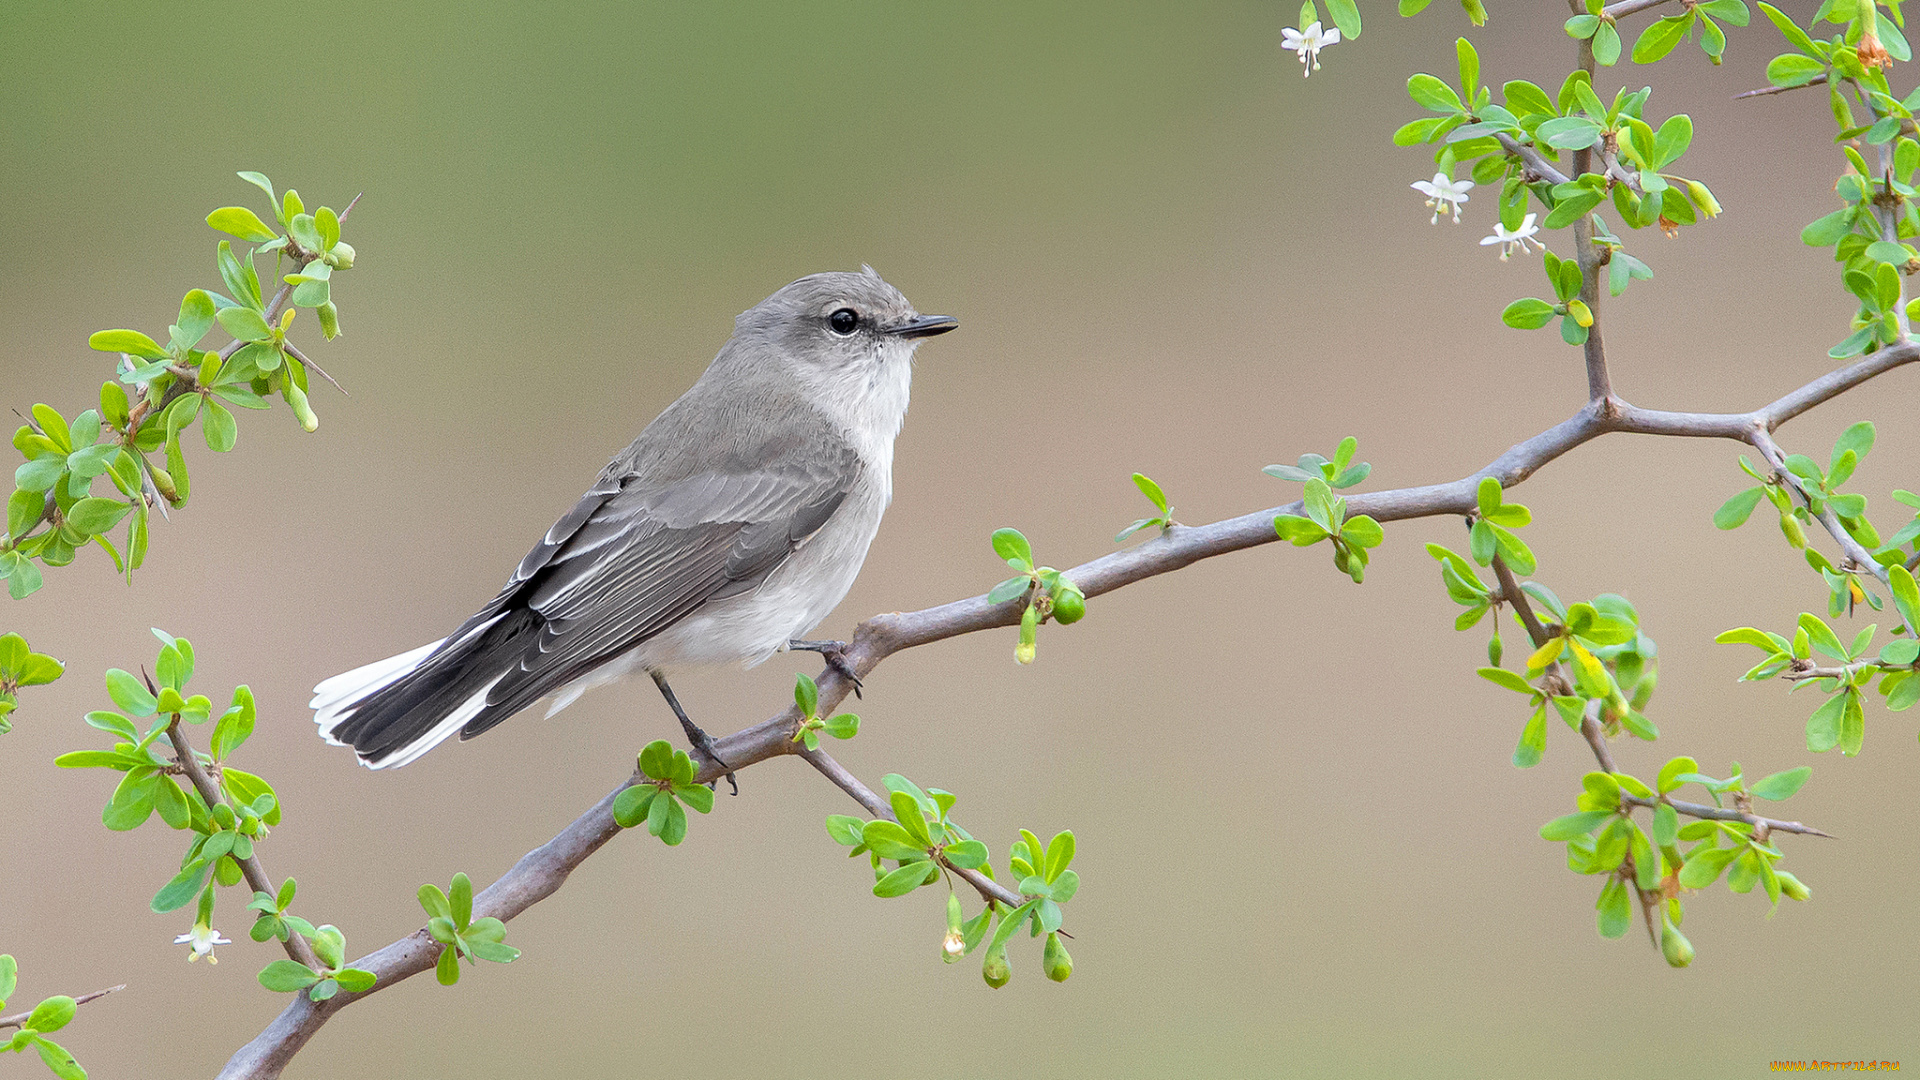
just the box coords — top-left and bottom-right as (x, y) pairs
(788, 639), (863, 698)
(650, 671), (737, 796)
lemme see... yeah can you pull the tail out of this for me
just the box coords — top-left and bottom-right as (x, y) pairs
(312, 614), (526, 769)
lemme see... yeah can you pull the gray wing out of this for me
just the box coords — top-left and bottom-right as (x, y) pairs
(455, 445), (861, 729)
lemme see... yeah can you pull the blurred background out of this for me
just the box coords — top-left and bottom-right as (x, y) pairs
(3, 2), (1916, 1076)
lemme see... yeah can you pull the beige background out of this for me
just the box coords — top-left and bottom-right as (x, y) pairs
(3, 2), (1917, 1076)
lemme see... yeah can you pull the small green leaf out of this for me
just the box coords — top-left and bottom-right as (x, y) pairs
(1750, 766), (1811, 801)
(206, 206), (279, 242)
(258, 959), (322, 993)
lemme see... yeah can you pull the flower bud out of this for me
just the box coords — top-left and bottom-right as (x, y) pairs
(1683, 180), (1721, 219)
(1052, 589), (1085, 625)
(982, 943), (1010, 988)
(1777, 871), (1812, 902)
(1016, 604), (1038, 664)
(1043, 931), (1072, 982)
(1486, 630), (1503, 667)
(1660, 916), (1693, 968)
(1780, 512), (1807, 549)
(325, 242), (355, 269)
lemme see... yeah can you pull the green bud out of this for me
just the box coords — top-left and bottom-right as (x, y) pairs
(1052, 589), (1085, 625)
(1777, 871), (1812, 902)
(1043, 931), (1072, 982)
(982, 942), (1010, 987)
(1780, 512), (1807, 549)
(943, 894), (966, 962)
(1016, 604), (1038, 665)
(285, 381), (319, 433)
(316, 301), (341, 341)
(1684, 180), (1721, 218)
(325, 241), (354, 269)
(1660, 916), (1693, 968)
(1487, 629), (1503, 667)
(148, 465), (178, 502)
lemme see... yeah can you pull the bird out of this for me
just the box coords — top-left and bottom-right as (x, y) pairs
(310, 268), (956, 777)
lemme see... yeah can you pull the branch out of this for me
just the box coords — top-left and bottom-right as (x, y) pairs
(1601, 0), (1675, 18)
(1622, 794), (1834, 838)
(165, 722), (320, 971)
(1735, 75), (1829, 100)
(220, 341), (1912, 1077)
(0, 984), (124, 1030)
(798, 747), (1030, 910)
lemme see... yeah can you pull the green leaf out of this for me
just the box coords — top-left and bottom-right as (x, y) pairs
(1536, 116), (1602, 150)
(614, 780), (660, 822)
(1540, 810), (1613, 840)
(638, 739), (673, 780)
(435, 945), (460, 985)
(1596, 877), (1632, 939)
(1407, 73), (1464, 113)
(1751, 766), (1811, 801)
(944, 839), (990, 869)
(237, 171), (276, 203)
(333, 968), (376, 993)
(0, 954), (14, 1002)
(825, 815), (866, 847)
(449, 872), (473, 929)
(1513, 706), (1547, 768)
(1632, 13), (1693, 63)
(1477, 666), (1536, 695)
(1678, 846), (1739, 889)
(1805, 693), (1845, 753)
(258, 959), (322, 993)
(792, 672), (819, 717)
(991, 528), (1033, 569)
(873, 860), (935, 898)
(1715, 486), (1766, 529)
(206, 206), (279, 242)
(1652, 115), (1693, 168)
(65, 497), (132, 535)
(25, 996), (75, 1034)
(87, 329), (167, 359)
(104, 668), (157, 717)
(152, 859), (211, 913)
(1502, 298), (1557, 329)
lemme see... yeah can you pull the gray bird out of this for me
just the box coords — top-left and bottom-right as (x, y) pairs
(311, 268), (956, 774)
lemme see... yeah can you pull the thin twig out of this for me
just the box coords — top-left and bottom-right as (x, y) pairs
(1601, 0), (1674, 18)
(1622, 794), (1834, 838)
(0, 985), (125, 1030)
(799, 748), (1030, 910)
(280, 342), (346, 397)
(165, 721), (320, 971)
(1736, 75), (1830, 100)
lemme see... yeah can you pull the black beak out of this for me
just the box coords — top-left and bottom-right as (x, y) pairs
(886, 314), (958, 339)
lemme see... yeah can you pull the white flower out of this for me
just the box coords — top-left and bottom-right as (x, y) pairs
(1411, 172), (1475, 224)
(1480, 213), (1544, 261)
(175, 923), (230, 964)
(1281, 21), (1340, 76)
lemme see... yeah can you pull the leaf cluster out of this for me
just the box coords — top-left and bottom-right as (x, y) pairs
(420, 872), (521, 985)
(1271, 438), (1383, 583)
(987, 528), (1085, 663)
(3, 172), (352, 599)
(789, 672), (859, 751)
(826, 778), (1079, 987)
(0, 956), (88, 1080)
(257, 925), (376, 1002)
(0, 632), (63, 734)
(611, 740), (715, 845)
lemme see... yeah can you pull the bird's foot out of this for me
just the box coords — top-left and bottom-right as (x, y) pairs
(788, 639), (863, 698)
(651, 670), (737, 795)
(680, 719), (739, 797)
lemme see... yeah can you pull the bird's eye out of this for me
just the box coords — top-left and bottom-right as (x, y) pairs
(827, 308), (860, 335)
